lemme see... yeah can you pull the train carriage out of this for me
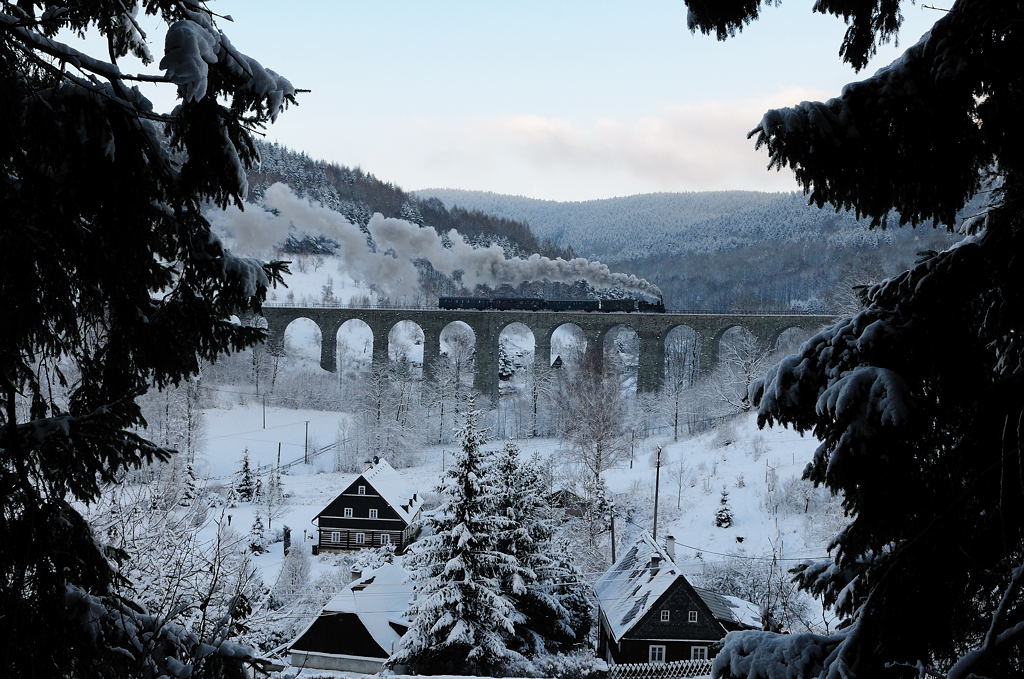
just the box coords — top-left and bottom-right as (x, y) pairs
(438, 296), (664, 313)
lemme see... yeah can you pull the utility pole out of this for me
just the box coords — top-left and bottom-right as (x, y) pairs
(653, 445), (662, 539)
(629, 429), (635, 469)
(304, 420), (310, 465)
(610, 514), (617, 564)
(262, 395), (266, 429)
(277, 442), (281, 469)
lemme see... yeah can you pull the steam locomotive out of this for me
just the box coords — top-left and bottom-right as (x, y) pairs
(438, 296), (666, 313)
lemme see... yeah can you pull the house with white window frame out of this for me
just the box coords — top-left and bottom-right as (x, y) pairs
(312, 458), (423, 553)
(595, 533), (760, 665)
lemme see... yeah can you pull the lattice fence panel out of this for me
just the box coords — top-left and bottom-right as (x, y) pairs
(609, 659), (713, 679)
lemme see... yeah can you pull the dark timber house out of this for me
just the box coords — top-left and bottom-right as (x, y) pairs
(595, 533), (760, 664)
(290, 563), (412, 673)
(313, 458), (423, 553)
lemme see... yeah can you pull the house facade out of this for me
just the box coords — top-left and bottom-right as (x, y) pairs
(595, 533), (760, 664)
(313, 458), (423, 553)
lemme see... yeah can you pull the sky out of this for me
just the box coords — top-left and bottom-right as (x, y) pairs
(107, 1), (940, 201)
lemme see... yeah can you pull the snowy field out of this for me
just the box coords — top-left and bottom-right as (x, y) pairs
(194, 399), (827, 597)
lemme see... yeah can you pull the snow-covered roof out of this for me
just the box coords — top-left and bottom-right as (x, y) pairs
(594, 533), (682, 642)
(693, 588), (762, 629)
(361, 458), (423, 522)
(321, 563), (413, 655)
(594, 533), (761, 642)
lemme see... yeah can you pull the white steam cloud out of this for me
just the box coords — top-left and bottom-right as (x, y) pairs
(210, 183), (661, 300)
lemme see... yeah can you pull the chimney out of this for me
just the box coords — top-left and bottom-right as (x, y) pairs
(363, 458), (373, 471)
(665, 535), (676, 563)
(649, 555), (662, 574)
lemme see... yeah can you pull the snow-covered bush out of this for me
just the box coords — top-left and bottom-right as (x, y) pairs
(712, 420), (738, 448)
(271, 542), (312, 608)
(351, 543), (397, 574)
(505, 650), (610, 679)
(749, 434), (767, 461)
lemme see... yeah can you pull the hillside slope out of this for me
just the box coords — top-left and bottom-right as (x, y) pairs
(248, 143), (569, 260)
(418, 188), (964, 310)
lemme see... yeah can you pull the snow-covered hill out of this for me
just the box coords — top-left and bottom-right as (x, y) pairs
(416, 188), (965, 311)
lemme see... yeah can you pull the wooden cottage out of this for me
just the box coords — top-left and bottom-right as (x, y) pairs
(595, 533), (760, 665)
(313, 458), (423, 553)
(290, 563), (412, 673)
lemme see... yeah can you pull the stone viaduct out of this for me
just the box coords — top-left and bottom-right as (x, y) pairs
(261, 305), (835, 399)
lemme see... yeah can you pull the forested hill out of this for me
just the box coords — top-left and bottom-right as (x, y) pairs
(416, 188), (965, 311)
(247, 143), (568, 259)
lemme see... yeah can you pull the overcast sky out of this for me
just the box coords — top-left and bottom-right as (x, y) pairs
(132, 1), (940, 200)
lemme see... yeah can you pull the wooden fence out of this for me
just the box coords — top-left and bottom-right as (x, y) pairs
(609, 659), (713, 679)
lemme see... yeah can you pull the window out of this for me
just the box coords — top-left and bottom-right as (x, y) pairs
(660, 610), (670, 622)
(355, 532), (366, 545)
(369, 509), (378, 519)
(691, 646), (708, 661)
(343, 507), (353, 518)
(648, 645), (666, 664)
(380, 533), (391, 545)
(688, 610), (698, 623)
(358, 485), (366, 495)
(329, 531), (340, 543)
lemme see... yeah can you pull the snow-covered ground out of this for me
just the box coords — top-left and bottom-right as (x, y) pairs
(194, 398), (828, 595)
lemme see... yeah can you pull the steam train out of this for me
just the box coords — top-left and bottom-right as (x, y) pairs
(438, 296), (666, 313)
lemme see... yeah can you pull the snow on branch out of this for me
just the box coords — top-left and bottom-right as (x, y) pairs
(160, 19), (219, 101)
(161, 14), (295, 119)
(711, 628), (851, 679)
(815, 366), (910, 428)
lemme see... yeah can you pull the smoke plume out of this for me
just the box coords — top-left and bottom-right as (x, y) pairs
(210, 183), (661, 300)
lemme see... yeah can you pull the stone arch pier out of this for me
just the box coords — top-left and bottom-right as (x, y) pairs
(262, 305), (834, 399)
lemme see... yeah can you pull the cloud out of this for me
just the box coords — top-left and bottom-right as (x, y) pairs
(467, 87), (830, 197)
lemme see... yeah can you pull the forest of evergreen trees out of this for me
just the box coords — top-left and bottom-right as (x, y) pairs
(418, 189), (966, 311)
(249, 143), (570, 261)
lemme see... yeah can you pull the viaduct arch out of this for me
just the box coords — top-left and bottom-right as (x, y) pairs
(262, 305), (834, 399)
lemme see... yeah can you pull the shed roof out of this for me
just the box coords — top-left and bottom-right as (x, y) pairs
(693, 587), (762, 629)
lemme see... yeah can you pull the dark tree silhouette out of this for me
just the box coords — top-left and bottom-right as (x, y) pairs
(685, 1), (1024, 678)
(1, 2), (294, 677)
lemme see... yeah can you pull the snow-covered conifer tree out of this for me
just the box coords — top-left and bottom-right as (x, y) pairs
(250, 514), (267, 554)
(237, 449), (256, 502)
(388, 405), (521, 675)
(714, 488), (734, 528)
(491, 444), (584, 654)
(179, 462), (199, 507)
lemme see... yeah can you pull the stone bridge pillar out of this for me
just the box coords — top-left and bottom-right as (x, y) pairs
(637, 330), (666, 393)
(369, 319), (390, 373)
(697, 334), (720, 378)
(320, 321), (337, 373)
(583, 328), (604, 374)
(473, 323), (499, 400)
(533, 326), (552, 371)
(421, 326), (440, 381)
(266, 324), (285, 357)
